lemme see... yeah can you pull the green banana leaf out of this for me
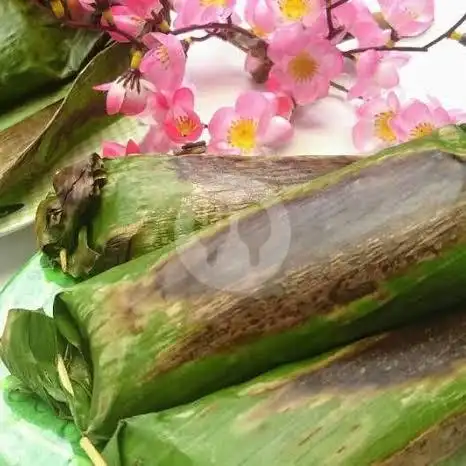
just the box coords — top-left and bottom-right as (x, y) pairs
(0, 0), (100, 109)
(35, 153), (359, 278)
(0, 252), (77, 379)
(102, 309), (466, 466)
(0, 43), (140, 236)
(4, 127), (466, 442)
(0, 99), (62, 177)
(0, 254), (86, 466)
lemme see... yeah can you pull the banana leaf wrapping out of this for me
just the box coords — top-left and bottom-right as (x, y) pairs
(0, 255), (87, 466)
(4, 127), (466, 442)
(102, 310), (466, 466)
(0, 44), (132, 235)
(35, 153), (358, 278)
(0, 0), (100, 109)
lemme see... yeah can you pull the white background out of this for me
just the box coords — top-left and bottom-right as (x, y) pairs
(0, 0), (465, 286)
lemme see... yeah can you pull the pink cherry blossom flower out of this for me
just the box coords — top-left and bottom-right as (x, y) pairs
(244, 0), (279, 37)
(106, 0), (163, 42)
(208, 91), (293, 155)
(140, 33), (186, 93)
(163, 88), (204, 144)
(348, 50), (410, 100)
(143, 87), (203, 150)
(353, 92), (402, 152)
(391, 99), (459, 142)
(94, 75), (154, 116)
(268, 24), (343, 105)
(378, 0), (434, 37)
(173, 0), (237, 28)
(333, 0), (391, 47)
(102, 139), (141, 158)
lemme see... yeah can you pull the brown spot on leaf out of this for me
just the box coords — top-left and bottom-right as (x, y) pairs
(297, 427), (323, 446)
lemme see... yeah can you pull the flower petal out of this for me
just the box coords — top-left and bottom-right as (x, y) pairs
(235, 91), (270, 120)
(173, 87), (195, 110)
(120, 87), (149, 116)
(208, 107), (236, 141)
(105, 82), (125, 115)
(260, 116), (293, 146)
(126, 139), (141, 155)
(102, 141), (126, 158)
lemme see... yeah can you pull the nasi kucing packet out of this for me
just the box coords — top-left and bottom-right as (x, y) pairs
(35, 152), (358, 278)
(3, 127), (466, 442)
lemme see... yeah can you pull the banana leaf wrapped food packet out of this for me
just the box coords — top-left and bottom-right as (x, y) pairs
(36, 153), (358, 278)
(0, 0), (100, 109)
(4, 127), (466, 441)
(102, 310), (466, 466)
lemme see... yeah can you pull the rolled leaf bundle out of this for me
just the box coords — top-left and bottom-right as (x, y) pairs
(4, 127), (466, 441)
(102, 309), (466, 466)
(35, 153), (358, 277)
(0, 0), (100, 108)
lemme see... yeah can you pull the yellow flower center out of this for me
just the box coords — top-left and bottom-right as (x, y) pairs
(201, 0), (227, 6)
(288, 52), (318, 83)
(176, 116), (199, 137)
(410, 122), (435, 140)
(374, 111), (396, 142)
(279, 0), (309, 20)
(228, 119), (257, 151)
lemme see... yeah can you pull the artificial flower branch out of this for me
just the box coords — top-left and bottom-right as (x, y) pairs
(171, 21), (257, 40)
(65, 19), (148, 48)
(33, 0), (466, 158)
(346, 11), (466, 54)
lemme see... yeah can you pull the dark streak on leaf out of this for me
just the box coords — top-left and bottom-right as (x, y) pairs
(0, 203), (24, 219)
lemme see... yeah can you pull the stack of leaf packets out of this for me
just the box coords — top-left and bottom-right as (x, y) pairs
(3, 126), (466, 454)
